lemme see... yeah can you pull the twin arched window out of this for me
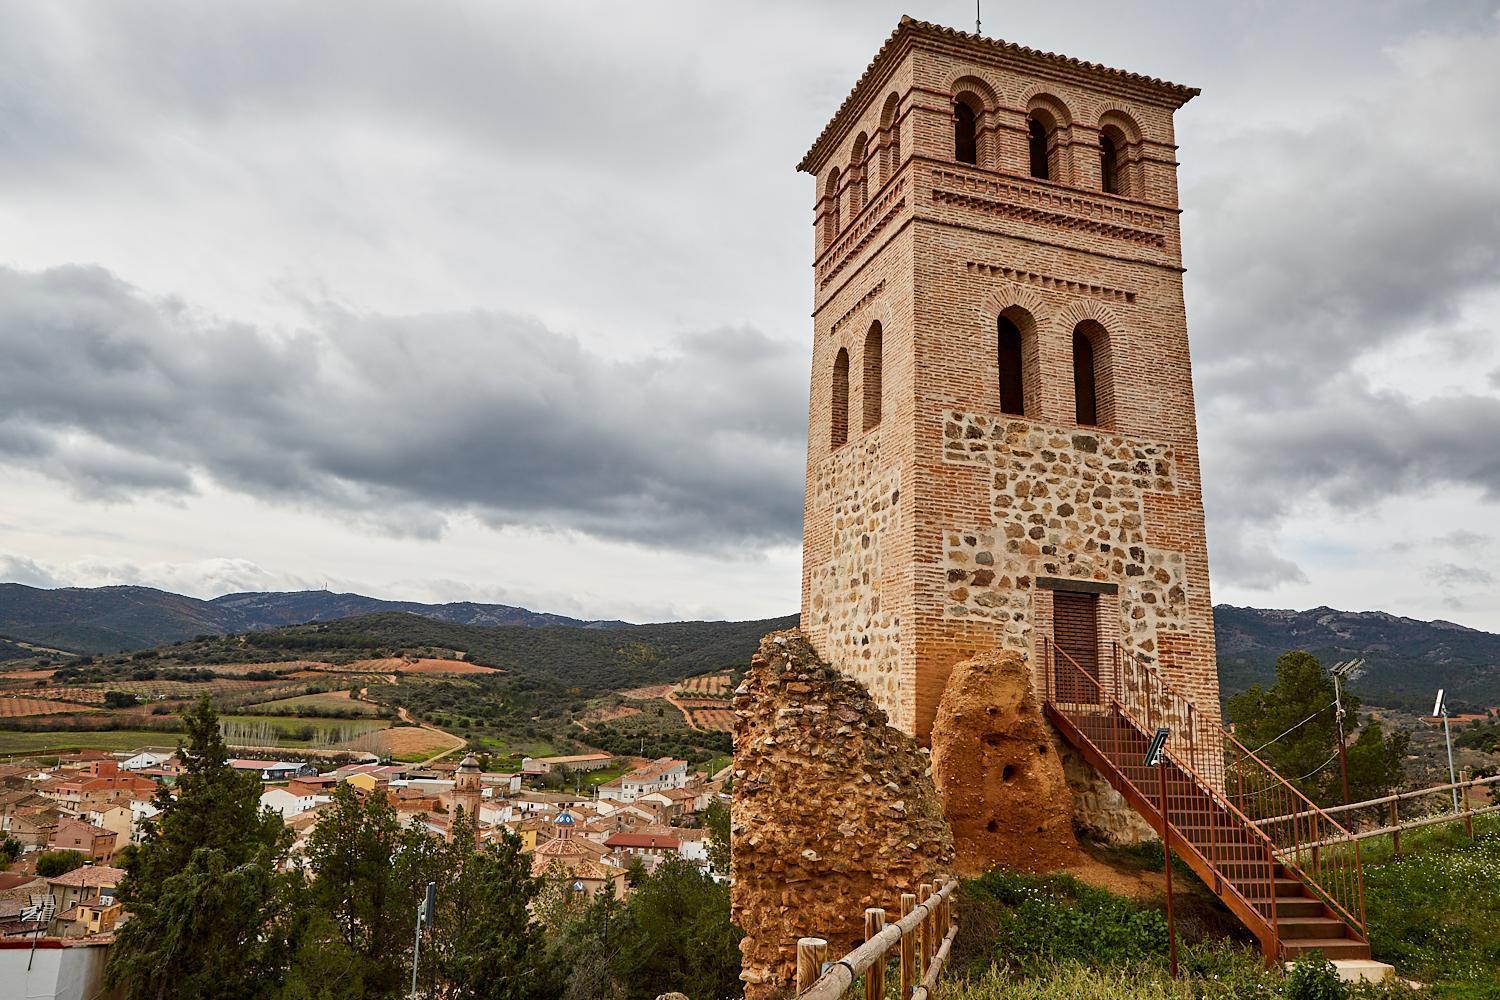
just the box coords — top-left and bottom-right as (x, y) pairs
(830, 323), (884, 449)
(996, 309), (1112, 428)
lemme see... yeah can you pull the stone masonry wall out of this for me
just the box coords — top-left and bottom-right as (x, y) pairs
(941, 413), (1189, 666)
(732, 630), (953, 999)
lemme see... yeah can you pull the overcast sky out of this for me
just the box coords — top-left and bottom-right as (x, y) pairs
(2, 0), (1499, 627)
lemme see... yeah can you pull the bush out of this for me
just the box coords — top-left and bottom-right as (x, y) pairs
(961, 869), (1166, 970)
(36, 850), (88, 877)
(1283, 955), (1346, 1000)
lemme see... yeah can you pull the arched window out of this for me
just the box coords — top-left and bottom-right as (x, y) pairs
(1072, 329), (1096, 425)
(1071, 320), (1113, 428)
(851, 134), (869, 213)
(1027, 116), (1050, 180)
(1099, 131), (1121, 194)
(863, 323), (883, 430)
(822, 167), (841, 250)
(954, 100), (978, 165)
(880, 92), (901, 182)
(831, 348), (850, 447)
(997, 315), (1026, 416)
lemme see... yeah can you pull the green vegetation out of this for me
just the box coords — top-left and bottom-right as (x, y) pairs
(35, 849), (88, 877)
(0, 729), (180, 754)
(947, 868), (1420, 999)
(247, 692), (384, 717)
(1356, 815), (1500, 994)
(1227, 651), (1408, 806)
(218, 715), (386, 747)
(103, 695), (740, 1000)
(585, 699), (731, 764)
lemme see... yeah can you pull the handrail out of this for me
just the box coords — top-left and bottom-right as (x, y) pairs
(1043, 640), (1283, 934)
(1044, 638), (1367, 948)
(1110, 643), (1367, 936)
(797, 879), (958, 999)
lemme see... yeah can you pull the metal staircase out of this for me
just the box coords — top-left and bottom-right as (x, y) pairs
(1042, 639), (1370, 963)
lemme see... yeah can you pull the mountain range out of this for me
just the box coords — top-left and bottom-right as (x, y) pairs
(2, 583), (1498, 709)
(0, 582), (625, 655)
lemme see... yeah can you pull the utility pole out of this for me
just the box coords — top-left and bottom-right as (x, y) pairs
(410, 881), (435, 999)
(1331, 660), (1361, 806)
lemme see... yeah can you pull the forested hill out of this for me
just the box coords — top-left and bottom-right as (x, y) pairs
(0, 582), (627, 654)
(123, 611), (800, 696)
(1215, 605), (1500, 712)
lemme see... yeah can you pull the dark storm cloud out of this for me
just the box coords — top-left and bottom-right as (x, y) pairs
(1188, 17), (1500, 586)
(0, 265), (806, 548)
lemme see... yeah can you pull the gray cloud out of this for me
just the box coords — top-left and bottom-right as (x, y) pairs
(1191, 15), (1500, 587)
(0, 265), (807, 549)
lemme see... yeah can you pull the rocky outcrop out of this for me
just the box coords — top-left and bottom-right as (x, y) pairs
(731, 630), (954, 999)
(930, 650), (1082, 875)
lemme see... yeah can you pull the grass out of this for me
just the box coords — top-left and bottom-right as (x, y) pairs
(245, 692), (383, 717)
(946, 869), (1425, 1000)
(0, 730), (180, 754)
(1355, 814), (1500, 995)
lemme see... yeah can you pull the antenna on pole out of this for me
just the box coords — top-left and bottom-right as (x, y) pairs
(975, 0), (982, 35)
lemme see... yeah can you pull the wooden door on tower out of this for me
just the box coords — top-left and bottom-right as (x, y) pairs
(1053, 590), (1101, 703)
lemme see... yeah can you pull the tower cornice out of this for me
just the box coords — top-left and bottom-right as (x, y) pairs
(798, 16), (1199, 175)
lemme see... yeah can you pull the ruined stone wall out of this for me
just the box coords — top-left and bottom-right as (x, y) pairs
(731, 631), (953, 999)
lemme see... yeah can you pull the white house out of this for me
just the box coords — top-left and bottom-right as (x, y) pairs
(596, 758), (688, 804)
(260, 787), (322, 819)
(120, 751), (174, 772)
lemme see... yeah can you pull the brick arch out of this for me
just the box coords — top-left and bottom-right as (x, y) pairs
(978, 282), (1049, 323)
(1054, 300), (1121, 430)
(980, 283), (1048, 421)
(1020, 88), (1073, 128)
(1096, 107), (1144, 144)
(949, 75), (1000, 169)
(1053, 297), (1123, 333)
(879, 92), (902, 184)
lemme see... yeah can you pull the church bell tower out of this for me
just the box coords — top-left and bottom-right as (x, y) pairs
(798, 17), (1218, 743)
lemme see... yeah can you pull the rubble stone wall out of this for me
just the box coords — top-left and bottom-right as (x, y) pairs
(731, 631), (953, 999)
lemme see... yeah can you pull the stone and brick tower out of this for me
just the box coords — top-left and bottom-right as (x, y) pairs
(798, 18), (1218, 745)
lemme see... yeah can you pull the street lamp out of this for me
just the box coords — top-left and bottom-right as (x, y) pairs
(1434, 689), (1460, 814)
(1144, 726), (1177, 979)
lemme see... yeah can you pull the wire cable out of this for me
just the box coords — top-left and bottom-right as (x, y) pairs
(1245, 700), (1338, 757)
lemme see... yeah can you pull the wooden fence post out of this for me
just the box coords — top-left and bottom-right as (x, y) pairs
(1389, 798), (1401, 857)
(796, 937), (827, 996)
(918, 883), (934, 969)
(899, 892), (917, 997)
(864, 907), (886, 1000)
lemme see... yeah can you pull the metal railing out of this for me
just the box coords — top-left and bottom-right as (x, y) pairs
(796, 879), (958, 999)
(1042, 638), (1367, 955)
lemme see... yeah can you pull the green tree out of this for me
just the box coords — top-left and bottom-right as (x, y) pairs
(427, 822), (557, 1000)
(108, 845), (294, 999)
(609, 858), (742, 1000)
(35, 850), (87, 877)
(1227, 651), (1406, 805)
(703, 798), (730, 875)
(303, 783), (444, 994)
(107, 696), (294, 999)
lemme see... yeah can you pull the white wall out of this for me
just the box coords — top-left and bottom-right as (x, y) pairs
(0, 942), (114, 1000)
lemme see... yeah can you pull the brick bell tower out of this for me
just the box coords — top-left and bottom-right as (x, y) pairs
(798, 18), (1218, 744)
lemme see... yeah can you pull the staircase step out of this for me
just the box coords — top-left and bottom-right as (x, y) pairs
(1276, 917), (1351, 940)
(1274, 898), (1328, 918)
(1280, 938), (1371, 961)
